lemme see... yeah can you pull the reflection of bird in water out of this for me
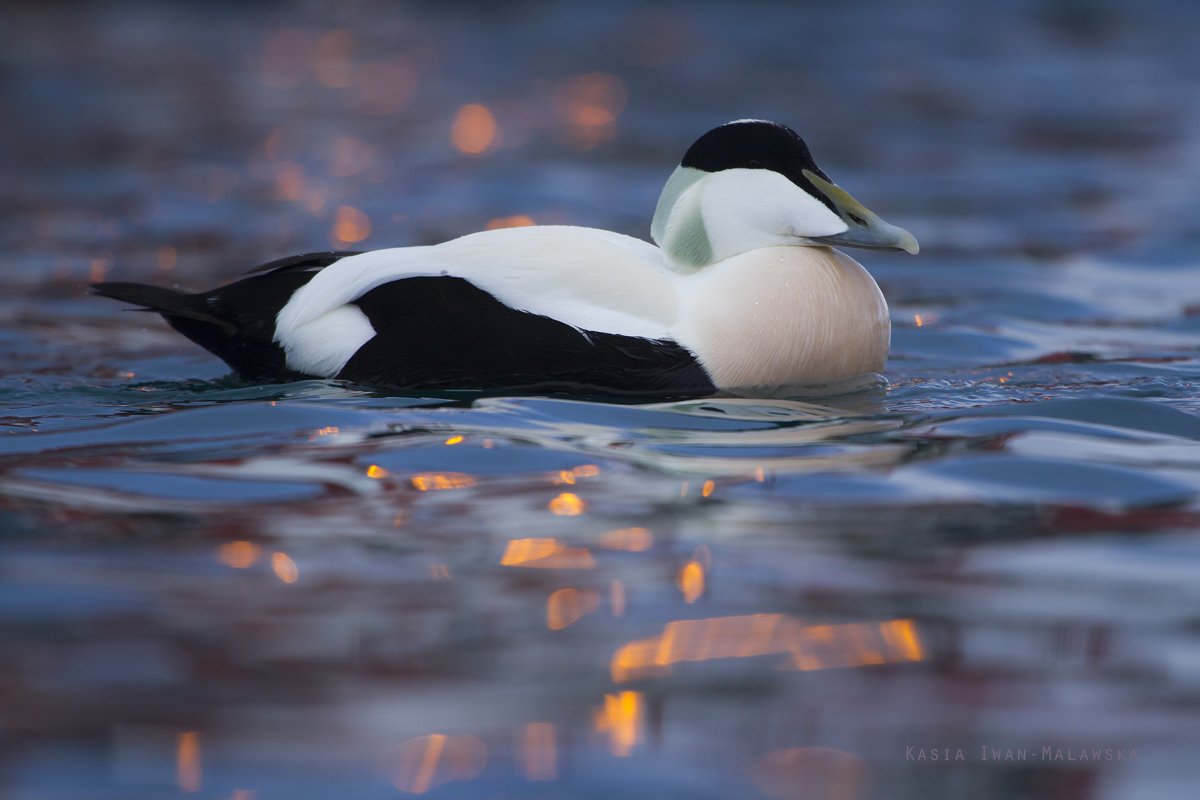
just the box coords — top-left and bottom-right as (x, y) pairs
(94, 120), (917, 399)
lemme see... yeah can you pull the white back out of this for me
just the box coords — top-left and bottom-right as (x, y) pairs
(275, 226), (680, 376)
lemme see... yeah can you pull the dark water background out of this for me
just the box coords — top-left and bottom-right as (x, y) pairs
(4, 1), (1200, 798)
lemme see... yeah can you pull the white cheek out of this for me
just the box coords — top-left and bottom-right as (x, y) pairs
(699, 170), (848, 261)
(785, 183), (849, 238)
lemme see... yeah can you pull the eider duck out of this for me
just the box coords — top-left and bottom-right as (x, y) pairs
(94, 120), (917, 399)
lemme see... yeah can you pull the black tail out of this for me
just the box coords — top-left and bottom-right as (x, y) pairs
(91, 282), (237, 333)
(92, 251), (357, 382)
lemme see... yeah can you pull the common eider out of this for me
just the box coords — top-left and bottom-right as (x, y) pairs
(95, 120), (917, 399)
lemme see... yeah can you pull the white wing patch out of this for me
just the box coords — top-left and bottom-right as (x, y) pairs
(281, 304), (375, 377)
(274, 227), (681, 375)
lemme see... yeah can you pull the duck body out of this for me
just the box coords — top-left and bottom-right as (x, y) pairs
(95, 120), (915, 399)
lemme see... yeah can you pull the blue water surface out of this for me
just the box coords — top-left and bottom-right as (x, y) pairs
(3, 2), (1200, 799)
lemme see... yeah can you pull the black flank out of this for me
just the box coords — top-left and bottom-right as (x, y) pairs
(341, 277), (715, 399)
(679, 120), (838, 215)
(92, 251), (359, 382)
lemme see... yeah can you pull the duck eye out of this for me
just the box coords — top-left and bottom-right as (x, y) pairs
(848, 213), (867, 226)
(747, 160), (761, 167)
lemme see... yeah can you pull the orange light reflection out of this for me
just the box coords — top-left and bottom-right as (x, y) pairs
(176, 732), (201, 793)
(89, 254), (113, 282)
(592, 692), (642, 756)
(611, 616), (924, 682)
(332, 205), (371, 245)
(157, 245), (177, 270)
(394, 734), (486, 794)
(548, 492), (586, 515)
(677, 561), (704, 603)
(501, 538), (594, 569)
(412, 472), (476, 491)
(396, 734), (444, 794)
(610, 578), (626, 616)
(485, 215), (535, 230)
(547, 588), (600, 630)
(217, 541), (261, 568)
(271, 552), (298, 584)
(275, 164), (305, 200)
(451, 104), (498, 155)
(598, 527), (653, 551)
(556, 73), (627, 151)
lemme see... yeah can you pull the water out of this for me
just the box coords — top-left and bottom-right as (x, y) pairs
(4, 2), (1200, 798)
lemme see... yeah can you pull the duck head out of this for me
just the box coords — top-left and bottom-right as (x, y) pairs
(651, 119), (918, 269)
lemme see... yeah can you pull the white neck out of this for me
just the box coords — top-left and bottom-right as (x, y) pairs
(651, 166), (848, 270)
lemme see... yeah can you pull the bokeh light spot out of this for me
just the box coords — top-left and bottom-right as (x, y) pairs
(592, 692), (642, 757)
(157, 245), (176, 270)
(412, 472), (476, 491)
(275, 164), (305, 201)
(556, 73), (627, 150)
(561, 72), (627, 125)
(176, 732), (201, 793)
(271, 552), (298, 583)
(217, 541), (261, 568)
(451, 104), (499, 155)
(610, 578), (626, 616)
(677, 560), (704, 603)
(315, 30), (356, 88)
(549, 492), (586, 515)
(547, 588), (600, 630)
(485, 215), (535, 230)
(501, 538), (595, 569)
(332, 205), (371, 245)
(598, 527), (653, 551)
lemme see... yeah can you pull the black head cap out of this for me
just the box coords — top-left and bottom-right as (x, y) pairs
(680, 120), (836, 213)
